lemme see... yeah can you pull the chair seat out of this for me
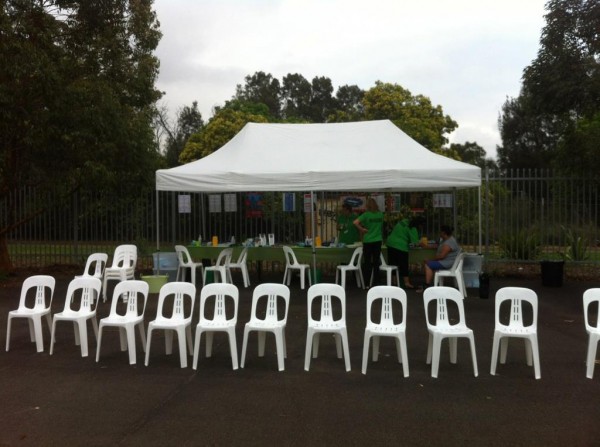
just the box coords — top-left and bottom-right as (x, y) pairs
(311, 321), (346, 331)
(199, 320), (236, 330)
(366, 323), (403, 335)
(497, 326), (536, 336)
(100, 314), (144, 326)
(246, 320), (286, 330)
(54, 309), (95, 319)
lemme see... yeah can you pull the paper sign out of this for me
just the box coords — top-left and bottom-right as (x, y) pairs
(433, 193), (453, 208)
(224, 193), (237, 212)
(209, 194), (221, 213)
(178, 194), (191, 213)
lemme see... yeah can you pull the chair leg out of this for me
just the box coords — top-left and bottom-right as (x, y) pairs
(399, 335), (410, 378)
(341, 328), (351, 372)
(192, 328), (202, 370)
(144, 327), (153, 366)
(529, 336), (541, 380)
(73, 321), (81, 346)
(96, 325), (104, 362)
(361, 331), (371, 374)
(205, 332), (213, 357)
(258, 331), (266, 357)
(49, 319), (58, 355)
(490, 333), (500, 375)
(177, 327), (188, 368)
(32, 316), (44, 353)
(500, 338), (509, 363)
(274, 328), (285, 371)
(469, 334), (478, 377)
(165, 330), (173, 355)
(431, 334), (442, 378)
(449, 337), (458, 364)
(78, 321), (89, 357)
(227, 329), (238, 370)
(186, 326), (193, 355)
(241, 326), (251, 368)
(6, 316), (12, 351)
(586, 335), (598, 379)
(304, 329), (314, 371)
(126, 327), (137, 365)
(372, 336), (380, 361)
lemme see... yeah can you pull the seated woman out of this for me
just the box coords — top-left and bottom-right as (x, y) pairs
(419, 225), (460, 291)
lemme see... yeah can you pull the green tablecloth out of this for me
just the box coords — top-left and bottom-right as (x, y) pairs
(187, 245), (435, 266)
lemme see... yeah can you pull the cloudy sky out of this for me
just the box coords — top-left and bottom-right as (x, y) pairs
(153, 0), (548, 159)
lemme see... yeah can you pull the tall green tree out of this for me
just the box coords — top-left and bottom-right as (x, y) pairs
(498, 0), (600, 171)
(281, 73), (312, 121)
(362, 81), (458, 151)
(0, 0), (162, 271)
(234, 71), (281, 119)
(449, 141), (497, 170)
(158, 101), (204, 167)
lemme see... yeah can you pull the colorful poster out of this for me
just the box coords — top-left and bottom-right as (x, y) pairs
(283, 193), (295, 212)
(340, 195), (366, 213)
(245, 193), (263, 218)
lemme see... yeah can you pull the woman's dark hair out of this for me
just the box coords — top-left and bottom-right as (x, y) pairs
(342, 203), (352, 212)
(440, 225), (454, 236)
(409, 216), (425, 228)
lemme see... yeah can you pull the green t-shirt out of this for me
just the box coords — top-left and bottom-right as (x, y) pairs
(337, 213), (359, 244)
(357, 211), (384, 243)
(386, 218), (419, 252)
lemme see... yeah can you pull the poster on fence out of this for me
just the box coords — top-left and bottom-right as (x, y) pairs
(433, 193), (453, 208)
(245, 193), (263, 218)
(178, 194), (191, 214)
(283, 193), (295, 212)
(224, 193), (237, 212)
(209, 194), (221, 213)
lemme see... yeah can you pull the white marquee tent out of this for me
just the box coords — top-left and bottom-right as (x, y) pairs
(155, 120), (482, 266)
(155, 120), (481, 192)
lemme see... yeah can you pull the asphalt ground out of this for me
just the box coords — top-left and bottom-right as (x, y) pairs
(1, 269), (599, 447)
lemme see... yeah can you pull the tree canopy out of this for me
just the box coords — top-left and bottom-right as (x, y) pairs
(0, 0), (163, 270)
(182, 73), (465, 162)
(498, 0), (600, 172)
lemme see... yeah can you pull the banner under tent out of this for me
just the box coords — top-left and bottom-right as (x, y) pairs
(155, 119), (482, 277)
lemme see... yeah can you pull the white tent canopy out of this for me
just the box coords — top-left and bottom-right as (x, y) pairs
(156, 120), (481, 192)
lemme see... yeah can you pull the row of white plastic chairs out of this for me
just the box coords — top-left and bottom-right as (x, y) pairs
(9, 275), (600, 379)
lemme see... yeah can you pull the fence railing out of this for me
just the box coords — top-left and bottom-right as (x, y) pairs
(4, 169), (599, 270)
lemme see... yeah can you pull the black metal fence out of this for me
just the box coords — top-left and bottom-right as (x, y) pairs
(4, 169), (599, 270)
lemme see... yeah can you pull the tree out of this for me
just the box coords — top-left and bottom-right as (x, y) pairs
(180, 107), (269, 163)
(234, 71), (281, 119)
(308, 76), (336, 123)
(449, 141), (497, 170)
(158, 101), (204, 167)
(281, 73), (312, 121)
(0, 0), (162, 272)
(362, 81), (457, 151)
(498, 0), (600, 171)
(328, 84), (365, 122)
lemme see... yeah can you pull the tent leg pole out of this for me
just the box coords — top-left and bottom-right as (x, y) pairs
(311, 191), (317, 283)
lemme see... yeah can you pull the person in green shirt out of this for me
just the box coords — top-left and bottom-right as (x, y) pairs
(386, 216), (422, 288)
(354, 198), (384, 287)
(337, 203), (359, 245)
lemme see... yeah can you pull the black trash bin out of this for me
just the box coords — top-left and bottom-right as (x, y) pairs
(479, 273), (490, 299)
(540, 260), (564, 287)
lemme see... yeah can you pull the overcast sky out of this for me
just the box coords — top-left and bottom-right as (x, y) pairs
(153, 0), (548, 159)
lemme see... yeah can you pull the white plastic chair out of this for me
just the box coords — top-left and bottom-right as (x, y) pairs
(583, 289), (600, 379)
(304, 283), (351, 372)
(50, 277), (102, 357)
(378, 253), (399, 287)
(6, 275), (56, 353)
(282, 246), (312, 290)
(227, 247), (251, 288)
(145, 282), (196, 368)
(362, 286), (409, 376)
(335, 246), (364, 290)
(102, 244), (137, 302)
(433, 251), (466, 297)
(175, 245), (203, 288)
(75, 253), (107, 302)
(241, 283), (290, 371)
(203, 248), (233, 284)
(96, 280), (149, 365)
(423, 286), (478, 378)
(192, 283), (239, 370)
(490, 287), (540, 379)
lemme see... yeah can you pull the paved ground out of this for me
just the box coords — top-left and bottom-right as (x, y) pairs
(1, 269), (599, 447)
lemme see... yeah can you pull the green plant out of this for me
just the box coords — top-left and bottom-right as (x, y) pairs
(499, 228), (540, 260)
(561, 226), (590, 261)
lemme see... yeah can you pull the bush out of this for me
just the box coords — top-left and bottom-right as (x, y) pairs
(499, 228), (540, 260)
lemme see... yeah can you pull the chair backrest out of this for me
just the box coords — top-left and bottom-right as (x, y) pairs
(82, 253), (108, 278)
(379, 253), (388, 267)
(63, 277), (102, 313)
(232, 247), (248, 266)
(307, 283), (346, 325)
(111, 244), (137, 269)
(423, 286), (466, 330)
(583, 288), (600, 332)
(18, 275), (56, 311)
(250, 283), (290, 324)
(495, 287), (538, 330)
(108, 280), (149, 318)
(366, 286), (407, 329)
(175, 245), (193, 267)
(215, 248), (233, 267)
(199, 282), (239, 324)
(348, 247), (363, 267)
(283, 246), (300, 266)
(448, 250), (466, 273)
(155, 282), (196, 323)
